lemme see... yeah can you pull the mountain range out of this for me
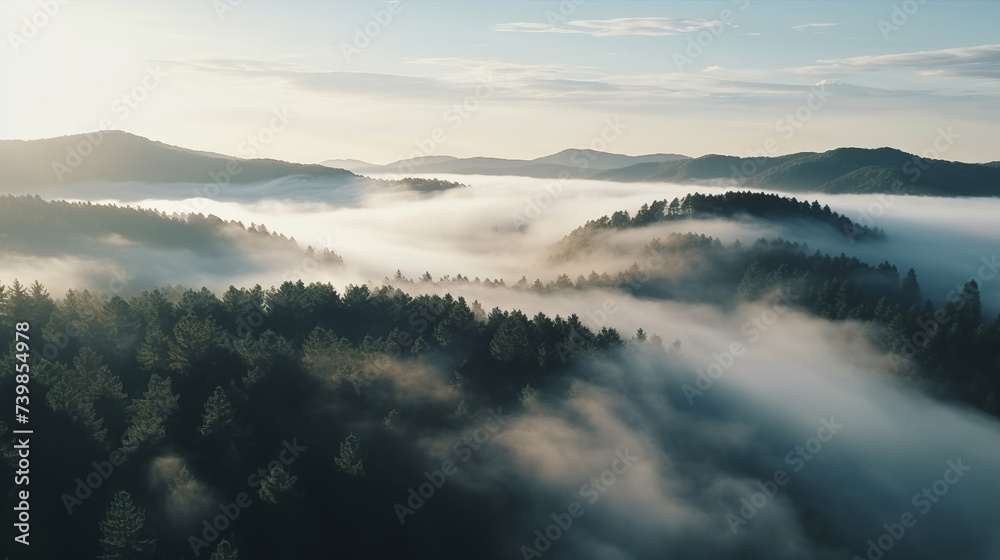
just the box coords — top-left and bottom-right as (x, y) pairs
(320, 149), (689, 178)
(0, 132), (997, 197)
(593, 147), (1000, 197)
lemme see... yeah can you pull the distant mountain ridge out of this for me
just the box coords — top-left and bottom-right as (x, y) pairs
(0, 131), (356, 188)
(2, 134), (996, 198)
(594, 147), (1000, 197)
(321, 149), (689, 178)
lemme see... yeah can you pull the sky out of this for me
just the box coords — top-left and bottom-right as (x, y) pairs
(2, 0), (999, 164)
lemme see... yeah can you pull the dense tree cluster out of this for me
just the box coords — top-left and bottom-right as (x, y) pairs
(368, 177), (468, 192)
(552, 191), (883, 262)
(396, 232), (1000, 413)
(734, 249), (1000, 410)
(0, 274), (644, 558)
(0, 194), (343, 265)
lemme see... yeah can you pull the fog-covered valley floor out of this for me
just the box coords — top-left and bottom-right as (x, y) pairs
(40, 173), (1000, 316)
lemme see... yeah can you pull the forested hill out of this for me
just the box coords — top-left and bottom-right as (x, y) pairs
(0, 195), (343, 293)
(593, 147), (1000, 197)
(0, 131), (356, 188)
(551, 191), (883, 262)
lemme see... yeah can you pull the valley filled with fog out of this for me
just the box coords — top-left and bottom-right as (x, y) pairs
(33, 173), (1000, 317)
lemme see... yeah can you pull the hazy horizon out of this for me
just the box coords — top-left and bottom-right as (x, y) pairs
(3, 1), (1000, 164)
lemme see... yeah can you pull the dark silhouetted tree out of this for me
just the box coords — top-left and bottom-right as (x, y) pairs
(335, 433), (366, 477)
(99, 491), (155, 559)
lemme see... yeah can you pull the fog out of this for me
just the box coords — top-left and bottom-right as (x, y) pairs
(472, 317), (1000, 559)
(361, 294), (1000, 559)
(30, 173), (997, 317)
(8, 172), (1000, 558)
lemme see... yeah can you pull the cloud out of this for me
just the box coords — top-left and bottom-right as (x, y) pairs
(163, 58), (456, 100)
(792, 23), (838, 31)
(795, 44), (1000, 79)
(397, 304), (1000, 559)
(493, 17), (725, 37)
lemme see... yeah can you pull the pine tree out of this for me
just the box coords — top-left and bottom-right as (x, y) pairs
(210, 539), (239, 560)
(737, 261), (766, 301)
(235, 330), (293, 370)
(122, 374), (179, 456)
(259, 465), (298, 504)
(27, 280), (56, 325)
(519, 383), (539, 408)
(6, 280), (28, 320)
(99, 491), (155, 559)
(959, 280), (983, 325)
(900, 268), (922, 310)
(168, 313), (223, 374)
(242, 367), (268, 390)
(199, 386), (236, 438)
(43, 365), (109, 446)
(167, 466), (200, 514)
(383, 409), (400, 430)
(335, 433), (366, 477)
(40, 350), (125, 449)
(489, 312), (532, 362)
(74, 348), (127, 406)
(137, 322), (170, 371)
(410, 335), (430, 357)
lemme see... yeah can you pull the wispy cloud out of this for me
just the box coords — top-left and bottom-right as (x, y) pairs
(792, 23), (838, 31)
(167, 56), (958, 107)
(493, 17), (725, 37)
(795, 44), (1000, 79)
